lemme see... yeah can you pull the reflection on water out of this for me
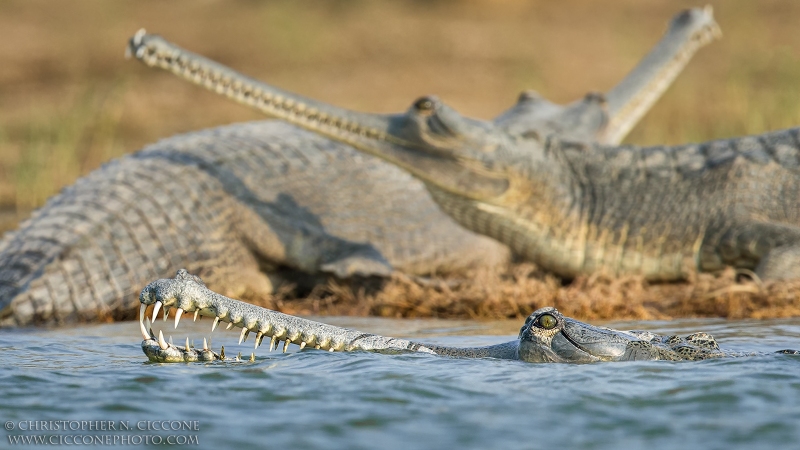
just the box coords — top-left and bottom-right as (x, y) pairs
(1, 316), (799, 449)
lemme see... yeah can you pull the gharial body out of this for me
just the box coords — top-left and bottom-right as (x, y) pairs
(131, 7), (800, 283)
(139, 270), (799, 363)
(0, 8), (718, 327)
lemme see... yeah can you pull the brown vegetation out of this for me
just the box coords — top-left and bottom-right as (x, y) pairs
(249, 264), (800, 322)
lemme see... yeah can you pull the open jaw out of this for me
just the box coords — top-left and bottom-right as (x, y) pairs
(137, 270), (541, 364)
(138, 270), (434, 363)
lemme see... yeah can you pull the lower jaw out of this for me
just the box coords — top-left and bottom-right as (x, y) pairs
(141, 339), (220, 363)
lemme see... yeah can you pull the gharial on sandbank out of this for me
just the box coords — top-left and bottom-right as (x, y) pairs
(130, 5), (800, 284)
(0, 8), (719, 326)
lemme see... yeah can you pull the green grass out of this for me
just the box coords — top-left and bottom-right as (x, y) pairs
(2, 82), (127, 210)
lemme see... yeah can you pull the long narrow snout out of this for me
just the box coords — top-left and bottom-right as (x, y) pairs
(128, 31), (509, 200)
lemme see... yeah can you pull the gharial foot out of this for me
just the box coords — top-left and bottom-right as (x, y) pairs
(320, 253), (393, 279)
(755, 245), (800, 280)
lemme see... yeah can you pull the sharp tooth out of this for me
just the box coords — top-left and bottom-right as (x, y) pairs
(163, 307), (169, 321)
(203, 338), (208, 351)
(300, 342), (307, 350)
(237, 351), (242, 361)
(238, 328), (249, 345)
(193, 310), (200, 322)
(139, 318), (150, 340)
(283, 340), (290, 353)
(255, 332), (263, 349)
(174, 308), (184, 329)
(211, 317), (220, 332)
(169, 335), (173, 346)
(185, 337), (190, 352)
(145, 317), (155, 338)
(249, 353), (255, 362)
(158, 330), (168, 350)
(226, 322), (234, 330)
(139, 303), (146, 323)
(269, 336), (277, 352)
(151, 301), (162, 323)
(220, 346), (226, 360)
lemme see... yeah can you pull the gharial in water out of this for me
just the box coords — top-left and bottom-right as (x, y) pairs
(139, 270), (799, 363)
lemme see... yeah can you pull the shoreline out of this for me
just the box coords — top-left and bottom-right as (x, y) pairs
(112, 264), (800, 324)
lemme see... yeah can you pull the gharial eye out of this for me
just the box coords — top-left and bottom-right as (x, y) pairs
(536, 313), (557, 330)
(413, 96), (436, 112)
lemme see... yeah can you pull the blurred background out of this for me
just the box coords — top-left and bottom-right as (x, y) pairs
(1, 0), (799, 233)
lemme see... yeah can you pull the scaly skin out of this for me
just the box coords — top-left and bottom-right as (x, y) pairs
(130, 8), (800, 281)
(0, 7), (715, 327)
(139, 270), (798, 363)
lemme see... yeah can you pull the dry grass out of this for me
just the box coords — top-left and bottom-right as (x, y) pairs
(254, 264), (800, 322)
(2, 1), (800, 319)
(3, 0), (800, 213)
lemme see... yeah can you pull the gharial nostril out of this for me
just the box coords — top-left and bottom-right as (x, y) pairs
(517, 90), (542, 103)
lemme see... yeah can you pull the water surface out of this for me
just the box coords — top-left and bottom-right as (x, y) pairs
(1, 316), (799, 449)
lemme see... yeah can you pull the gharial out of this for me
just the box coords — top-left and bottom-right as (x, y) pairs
(139, 270), (799, 363)
(131, 7), (800, 282)
(0, 8), (718, 327)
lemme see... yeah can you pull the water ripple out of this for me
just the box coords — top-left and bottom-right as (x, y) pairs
(1, 318), (799, 449)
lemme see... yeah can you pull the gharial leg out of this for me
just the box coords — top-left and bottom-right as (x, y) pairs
(141, 138), (395, 285)
(755, 245), (800, 280)
(232, 198), (393, 280)
(704, 222), (800, 280)
(195, 247), (275, 300)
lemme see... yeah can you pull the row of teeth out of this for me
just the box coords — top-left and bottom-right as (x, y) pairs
(139, 301), (344, 357)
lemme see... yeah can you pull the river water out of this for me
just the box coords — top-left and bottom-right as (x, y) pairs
(1, 316), (799, 449)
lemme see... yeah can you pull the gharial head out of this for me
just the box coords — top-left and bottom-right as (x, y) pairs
(517, 307), (643, 363)
(129, 32), (560, 205)
(376, 94), (556, 201)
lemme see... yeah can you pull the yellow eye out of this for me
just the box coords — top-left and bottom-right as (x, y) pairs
(537, 314), (557, 330)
